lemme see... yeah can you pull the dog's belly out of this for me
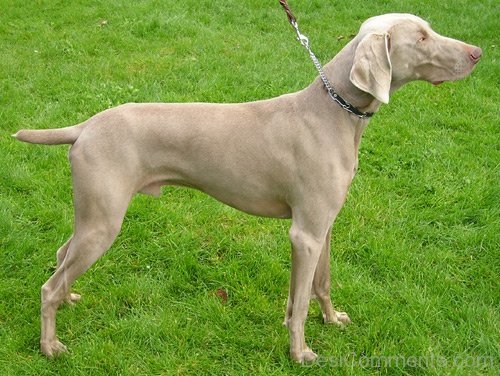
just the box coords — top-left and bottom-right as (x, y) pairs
(203, 188), (292, 219)
(140, 178), (292, 219)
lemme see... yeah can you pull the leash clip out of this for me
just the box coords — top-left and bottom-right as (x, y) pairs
(293, 24), (310, 49)
(279, 0), (374, 119)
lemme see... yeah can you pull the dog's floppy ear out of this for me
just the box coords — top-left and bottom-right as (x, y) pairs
(350, 33), (392, 104)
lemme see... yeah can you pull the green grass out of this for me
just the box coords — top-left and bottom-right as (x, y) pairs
(1, 0), (498, 374)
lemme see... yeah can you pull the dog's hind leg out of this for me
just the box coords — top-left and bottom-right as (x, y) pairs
(40, 165), (133, 357)
(54, 236), (81, 305)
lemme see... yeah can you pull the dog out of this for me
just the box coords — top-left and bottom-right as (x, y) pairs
(14, 13), (481, 362)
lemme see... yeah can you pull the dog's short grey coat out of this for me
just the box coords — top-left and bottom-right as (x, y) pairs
(14, 14), (481, 362)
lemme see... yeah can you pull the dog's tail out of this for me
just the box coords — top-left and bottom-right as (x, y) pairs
(12, 124), (84, 145)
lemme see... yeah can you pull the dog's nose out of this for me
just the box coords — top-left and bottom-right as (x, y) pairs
(469, 46), (482, 64)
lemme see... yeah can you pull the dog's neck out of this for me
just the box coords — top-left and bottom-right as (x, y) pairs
(296, 40), (380, 157)
(307, 39), (384, 115)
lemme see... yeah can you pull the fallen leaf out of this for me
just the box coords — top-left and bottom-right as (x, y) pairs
(215, 288), (228, 304)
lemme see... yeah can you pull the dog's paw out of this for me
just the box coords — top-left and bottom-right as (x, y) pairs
(41, 339), (68, 358)
(291, 347), (318, 363)
(65, 292), (81, 306)
(324, 310), (351, 326)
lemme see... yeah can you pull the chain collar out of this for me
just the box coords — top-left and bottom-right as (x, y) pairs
(281, 1), (374, 119)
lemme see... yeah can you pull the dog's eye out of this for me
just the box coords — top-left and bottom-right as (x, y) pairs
(418, 33), (427, 42)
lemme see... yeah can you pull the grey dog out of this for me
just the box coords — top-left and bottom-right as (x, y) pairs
(14, 14), (481, 362)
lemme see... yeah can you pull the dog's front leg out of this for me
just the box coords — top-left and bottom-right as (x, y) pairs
(312, 228), (351, 325)
(286, 211), (333, 363)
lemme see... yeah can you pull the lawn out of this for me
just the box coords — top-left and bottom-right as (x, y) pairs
(1, 0), (498, 375)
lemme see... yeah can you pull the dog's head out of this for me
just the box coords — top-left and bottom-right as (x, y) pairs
(349, 14), (481, 103)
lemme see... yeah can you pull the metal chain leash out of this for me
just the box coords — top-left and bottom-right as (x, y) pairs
(278, 0), (374, 119)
